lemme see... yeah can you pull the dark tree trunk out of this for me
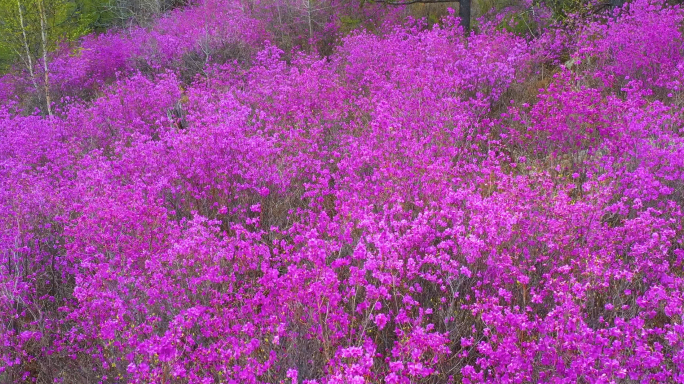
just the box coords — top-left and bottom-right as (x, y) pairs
(459, 0), (470, 33)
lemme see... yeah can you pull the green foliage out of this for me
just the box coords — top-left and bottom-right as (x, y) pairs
(0, 45), (13, 71)
(543, 0), (593, 19)
(473, 0), (517, 17)
(66, 0), (117, 36)
(500, 9), (539, 35)
(339, 14), (362, 33)
(0, 0), (113, 72)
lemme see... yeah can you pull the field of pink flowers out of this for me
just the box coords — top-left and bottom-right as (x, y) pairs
(1, 0), (684, 382)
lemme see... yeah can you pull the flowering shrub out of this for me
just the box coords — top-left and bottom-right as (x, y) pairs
(578, 0), (684, 91)
(1, 0), (684, 383)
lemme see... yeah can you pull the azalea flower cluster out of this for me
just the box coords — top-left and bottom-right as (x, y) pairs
(1, 0), (683, 383)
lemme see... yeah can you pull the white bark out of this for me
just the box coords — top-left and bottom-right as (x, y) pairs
(16, 0), (40, 95)
(37, 0), (53, 117)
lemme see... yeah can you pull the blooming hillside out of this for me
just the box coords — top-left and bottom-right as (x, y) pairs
(1, 0), (684, 383)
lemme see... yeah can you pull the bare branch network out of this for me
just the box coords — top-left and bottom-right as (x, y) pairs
(371, 0), (458, 4)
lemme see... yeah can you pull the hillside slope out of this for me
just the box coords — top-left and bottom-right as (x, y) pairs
(1, 0), (684, 383)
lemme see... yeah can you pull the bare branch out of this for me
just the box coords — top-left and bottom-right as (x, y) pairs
(370, 0), (458, 4)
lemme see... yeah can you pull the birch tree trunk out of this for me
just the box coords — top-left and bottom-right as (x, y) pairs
(16, 0), (41, 99)
(37, 0), (53, 117)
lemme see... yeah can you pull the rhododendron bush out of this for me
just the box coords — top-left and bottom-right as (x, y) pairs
(1, 0), (684, 382)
